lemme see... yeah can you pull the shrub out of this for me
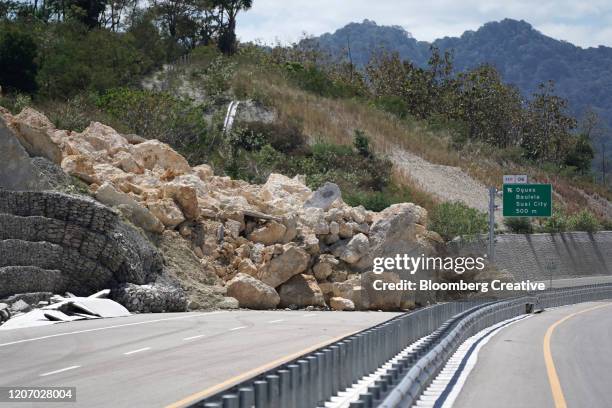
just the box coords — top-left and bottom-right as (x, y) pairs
(541, 213), (568, 233)
(345, 191), (392, 212)
(97, 88), (209, 154)
(567, 210), (600, 232)
(237, 120), (308, 154)
(430, 202), (489, 241)
(372, 96), (409, 119)
(504, 217), (533, 234)
(0, 23), (38, 93)
(353, 129), (371, 157)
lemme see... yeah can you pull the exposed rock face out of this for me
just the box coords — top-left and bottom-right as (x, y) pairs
(8, 108), (62, 164)
(278, 274), (326, 308)
(0, 119), (52, 191)
(258, 244), (310, 288)
(227, 273), (280, 309)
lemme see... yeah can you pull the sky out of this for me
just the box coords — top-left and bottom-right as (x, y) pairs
(237, 0), (612, 48)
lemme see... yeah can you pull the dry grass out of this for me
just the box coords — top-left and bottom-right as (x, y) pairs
(232, 65), (612, 219)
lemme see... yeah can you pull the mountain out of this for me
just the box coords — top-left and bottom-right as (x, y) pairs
(311, 19), (612, 162)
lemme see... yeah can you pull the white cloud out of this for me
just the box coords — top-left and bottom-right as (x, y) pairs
(237, 0), (612, 48)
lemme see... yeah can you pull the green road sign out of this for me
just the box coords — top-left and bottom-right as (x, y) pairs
(503, 183), (552, 217)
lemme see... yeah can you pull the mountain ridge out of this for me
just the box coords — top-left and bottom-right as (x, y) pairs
(309, 18), (612, 157)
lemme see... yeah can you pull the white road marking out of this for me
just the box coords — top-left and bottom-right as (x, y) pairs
(229, 326), (247, 331)
(268, 319), (285, 324)
(40, 365), (81, 377)
(413, 314), (531, 408)
(0, 312), (224, 348)
(183, 335), (206, 341)
(124, 347), (151, 355)
(303, 314), (317, 317)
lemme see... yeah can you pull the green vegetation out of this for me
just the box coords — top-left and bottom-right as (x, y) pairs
(429, 202), (488, 241)
(567, 210), (600, 233)
(310, 19), (612, 178)
(504, 217), (534, 234)
(1, 4), (610, 235)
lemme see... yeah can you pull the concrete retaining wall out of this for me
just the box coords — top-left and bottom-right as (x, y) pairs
(447, 232), (612, 281)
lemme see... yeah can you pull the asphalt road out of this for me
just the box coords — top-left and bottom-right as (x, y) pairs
(454, 301), (612, 408)
(0, 310), (399, 408)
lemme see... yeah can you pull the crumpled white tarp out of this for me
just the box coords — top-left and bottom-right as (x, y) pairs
(0, 290), (130, 331)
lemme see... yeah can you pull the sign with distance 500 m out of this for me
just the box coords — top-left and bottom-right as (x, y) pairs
(503, 183), (552, 217)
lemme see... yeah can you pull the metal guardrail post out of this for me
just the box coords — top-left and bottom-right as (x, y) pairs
(265, 375), (280, 408)
(222, 394), (238, 408)
(314, 352), (325, 405)
(287, 364), (299, 408)
(238, 388), (254, 408)
(277, 370), (290, 408)
(253, 381), (267, 408)
(330, 345), (340, 395)
(297, 359), (309, 408)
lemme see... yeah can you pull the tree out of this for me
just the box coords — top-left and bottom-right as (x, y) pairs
(564, 134), (594, 174)
(0, 24), (38, 93)
(213, 0), (252, 55)
(453, 64), (523, 147)
(522, 81), (577, 164)
(71, 0), (108, 28)
(365, 46), (454, 119)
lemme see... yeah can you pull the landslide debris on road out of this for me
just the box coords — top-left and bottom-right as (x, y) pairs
(0, 107), (444, 311)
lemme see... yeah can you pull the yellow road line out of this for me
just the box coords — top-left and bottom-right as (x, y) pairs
(543, 302), (612, 408)
(165, 328), (363, 408)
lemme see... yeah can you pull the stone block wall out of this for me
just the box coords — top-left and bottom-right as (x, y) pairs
(447, 232), (612, 281)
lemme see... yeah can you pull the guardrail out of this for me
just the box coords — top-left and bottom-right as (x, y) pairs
(188, 300), (486, 408)
(377, 284), (612, 407)
(188, 284), (612, 408)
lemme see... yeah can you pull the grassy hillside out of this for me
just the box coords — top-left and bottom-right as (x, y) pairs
(2, 43), (611, 237)
(311, 19), (612, 175)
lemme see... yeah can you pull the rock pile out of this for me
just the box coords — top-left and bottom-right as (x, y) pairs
(1, 107), (444, 311)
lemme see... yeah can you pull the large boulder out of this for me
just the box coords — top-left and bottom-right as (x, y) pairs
(61, 155), (98, 184)
(303, 182), (341, 211)
(163, 180), (200, 220)
(258, 244), (310, 288)
(332, 233), (369, 264)
(278, 274), (326, 308)
(330, 297), (355, 311)
(354, 203), (432, 271)
(95, 182), (164, 233)
(313, 254), (339, 281)
(0, 118), (52, 191)
(361, 271), (402, 311)
(79, 122), (130, 156)
(132, 140), (191, 175)
(147, 198), (185, 228)
(227, 273), (280, 309)
(247, 221), (287, 245)
(260, 173), (312, 212)
(8, 108), (62, 164)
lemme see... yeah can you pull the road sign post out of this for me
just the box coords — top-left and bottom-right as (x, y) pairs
(502, 183), (552, 217)
(488, 187), (496, 263)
